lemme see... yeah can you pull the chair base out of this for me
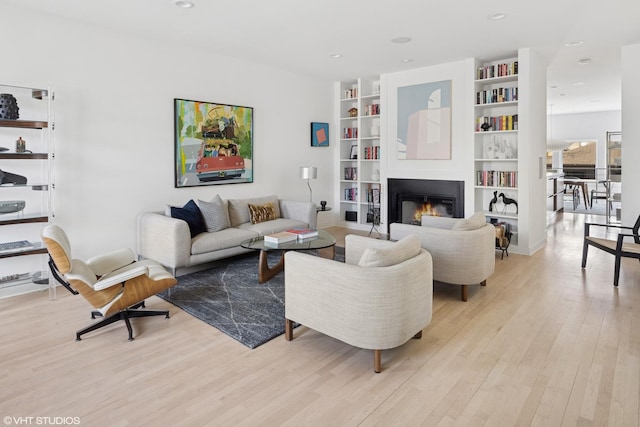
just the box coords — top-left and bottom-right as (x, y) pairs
(76, 301), (169, 341)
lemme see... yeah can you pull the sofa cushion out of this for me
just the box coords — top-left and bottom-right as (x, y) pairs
(358, 234), (421, 267)
(170, 199), (206, 238)
(248, 202), (277, 224)
(451, 211), (486, 231)
(191, 227), (258, 255)
(197, 195), (231, 232)
(228, 195), (280, 227)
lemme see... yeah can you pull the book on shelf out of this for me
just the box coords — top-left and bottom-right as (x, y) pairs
(0, 240), (34, 254)
(263, 231), (297, 244)
(286, 228), (319, 240)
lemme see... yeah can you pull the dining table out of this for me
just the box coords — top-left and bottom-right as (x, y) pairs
(563, 178), (596, 209)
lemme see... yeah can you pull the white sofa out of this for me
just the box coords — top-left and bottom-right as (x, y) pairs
(390, 211), (495, 301)
(284, 234), (433, 373)
(137, 195), (316, 274)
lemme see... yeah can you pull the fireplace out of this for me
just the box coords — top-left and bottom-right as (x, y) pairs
(388, 178), (464, 232)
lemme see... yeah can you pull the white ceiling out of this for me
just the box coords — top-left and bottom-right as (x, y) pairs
(2, 0), (639, 114)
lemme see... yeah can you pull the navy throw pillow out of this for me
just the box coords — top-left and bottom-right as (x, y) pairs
(171, 199), (206, 238)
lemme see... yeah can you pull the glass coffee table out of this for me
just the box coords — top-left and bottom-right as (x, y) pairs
(240, 229), (336, 283)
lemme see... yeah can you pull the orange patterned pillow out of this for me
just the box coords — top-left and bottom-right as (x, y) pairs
(247, 202), (276, 224)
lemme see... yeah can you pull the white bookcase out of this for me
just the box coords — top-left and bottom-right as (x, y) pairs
(336, 77), (382, 229)
(473, 57), (520, 247)
(474, 48), (548, 255)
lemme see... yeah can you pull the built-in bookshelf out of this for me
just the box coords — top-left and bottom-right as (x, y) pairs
(474, 57), (519, 246)
(337, 77), (381, 228)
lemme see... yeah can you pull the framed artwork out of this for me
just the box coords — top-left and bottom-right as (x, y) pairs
(396, 80), (452, 160)
(174, 98), (253, 187)
(311, 122), (329, 147)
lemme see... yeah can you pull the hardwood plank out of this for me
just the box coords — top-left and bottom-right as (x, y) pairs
(0, 213), (638, 425)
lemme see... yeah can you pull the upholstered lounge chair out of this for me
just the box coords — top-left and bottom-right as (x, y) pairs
(284, 234), (433, 373)
(581, 215), (640, 287)
(42, 224), (177, 341)
(390, 211), (495, 301)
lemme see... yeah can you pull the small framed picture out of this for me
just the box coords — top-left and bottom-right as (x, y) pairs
(310, 122), (329, 147)
(349, 145), (358, 159)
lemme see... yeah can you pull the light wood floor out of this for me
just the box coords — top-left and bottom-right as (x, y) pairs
(1, 213), (639, 426)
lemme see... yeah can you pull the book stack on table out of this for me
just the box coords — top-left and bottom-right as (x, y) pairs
(285, 228), (319, 241)
(263, 231), (298, 247)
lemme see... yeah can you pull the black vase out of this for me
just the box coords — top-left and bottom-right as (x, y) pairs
(0, 93), (19, 120)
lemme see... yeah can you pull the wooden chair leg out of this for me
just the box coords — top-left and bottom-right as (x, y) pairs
(413, 330), (422, 339)
(481, 280), (487, 286)
(461, 285), (467, 302)
(374, 350), (381, 373)
(285, 318), (294, 340)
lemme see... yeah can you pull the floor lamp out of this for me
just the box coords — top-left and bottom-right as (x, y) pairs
(299, 166), (317, 203)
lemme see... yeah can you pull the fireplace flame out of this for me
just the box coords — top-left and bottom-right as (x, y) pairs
(414, 203), (442, 222)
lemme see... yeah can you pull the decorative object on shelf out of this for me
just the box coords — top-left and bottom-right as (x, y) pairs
(0, 169), (27, 185)
(15, 137), (26, 153)
(0, 93), (19, 119)
(371, 169), (380, 182)
(499, 193), (518, 213)
(396, 80), (452, 160)
(484, 135), (516, 159)
(0, 147), (8, 152)
(370, 124), (380, 137)
(489, 191), (498, 212)
(320, 200), (327, 210)
(299, 166), (317, 203)
(174, 98), (253, 188)
(349, 145), (358, 159)
(348, 107), (358, 117)
(310, 122), (329, 147)
(0, 200), (26, 214)
(345, 211), (357, 221)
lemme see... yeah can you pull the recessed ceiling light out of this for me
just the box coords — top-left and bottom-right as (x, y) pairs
(590, 100), (601, 103)
(391, 37), (412, 44)
(559, 93), (566, 97)
(488, 13), (506, 20)
(330, 53), (342, 59)
(550, 85), (558, 89)
(578, 58), (592, 65)
(565, 40), (584, 47)
(401, 58), (413, 63)
(573, 82), (585, 86)
(174, 1), (194, 8)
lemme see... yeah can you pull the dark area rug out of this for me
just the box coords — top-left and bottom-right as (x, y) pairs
(158, 247), (344, 349)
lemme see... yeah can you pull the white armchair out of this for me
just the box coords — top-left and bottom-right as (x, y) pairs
(390, 211), (495, 301)
(284, 234), (433, 373)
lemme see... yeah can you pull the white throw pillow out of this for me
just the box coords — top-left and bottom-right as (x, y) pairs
(451, 211), (486, 231)
(197, 195), (231, 232)
(358, 234), (421, 267)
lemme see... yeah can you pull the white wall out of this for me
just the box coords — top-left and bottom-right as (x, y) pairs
(622, 43), (640, 225)
(381, 59), (475, 220)
(0, 5), (334, 261)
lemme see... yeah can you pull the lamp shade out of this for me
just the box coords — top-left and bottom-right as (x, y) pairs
(299, 166), (317, 180)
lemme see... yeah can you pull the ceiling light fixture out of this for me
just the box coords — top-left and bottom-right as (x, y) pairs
(578, 58), (592, 65)
(391, 36), (412, 44)
(488, 13), (506, 20)
(401, 58), (413, 63)
(330, 53), (343, 59)
(573, 82), (585, 86)
(565, 40), (584, 47)
(174, 1), (194, 8)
